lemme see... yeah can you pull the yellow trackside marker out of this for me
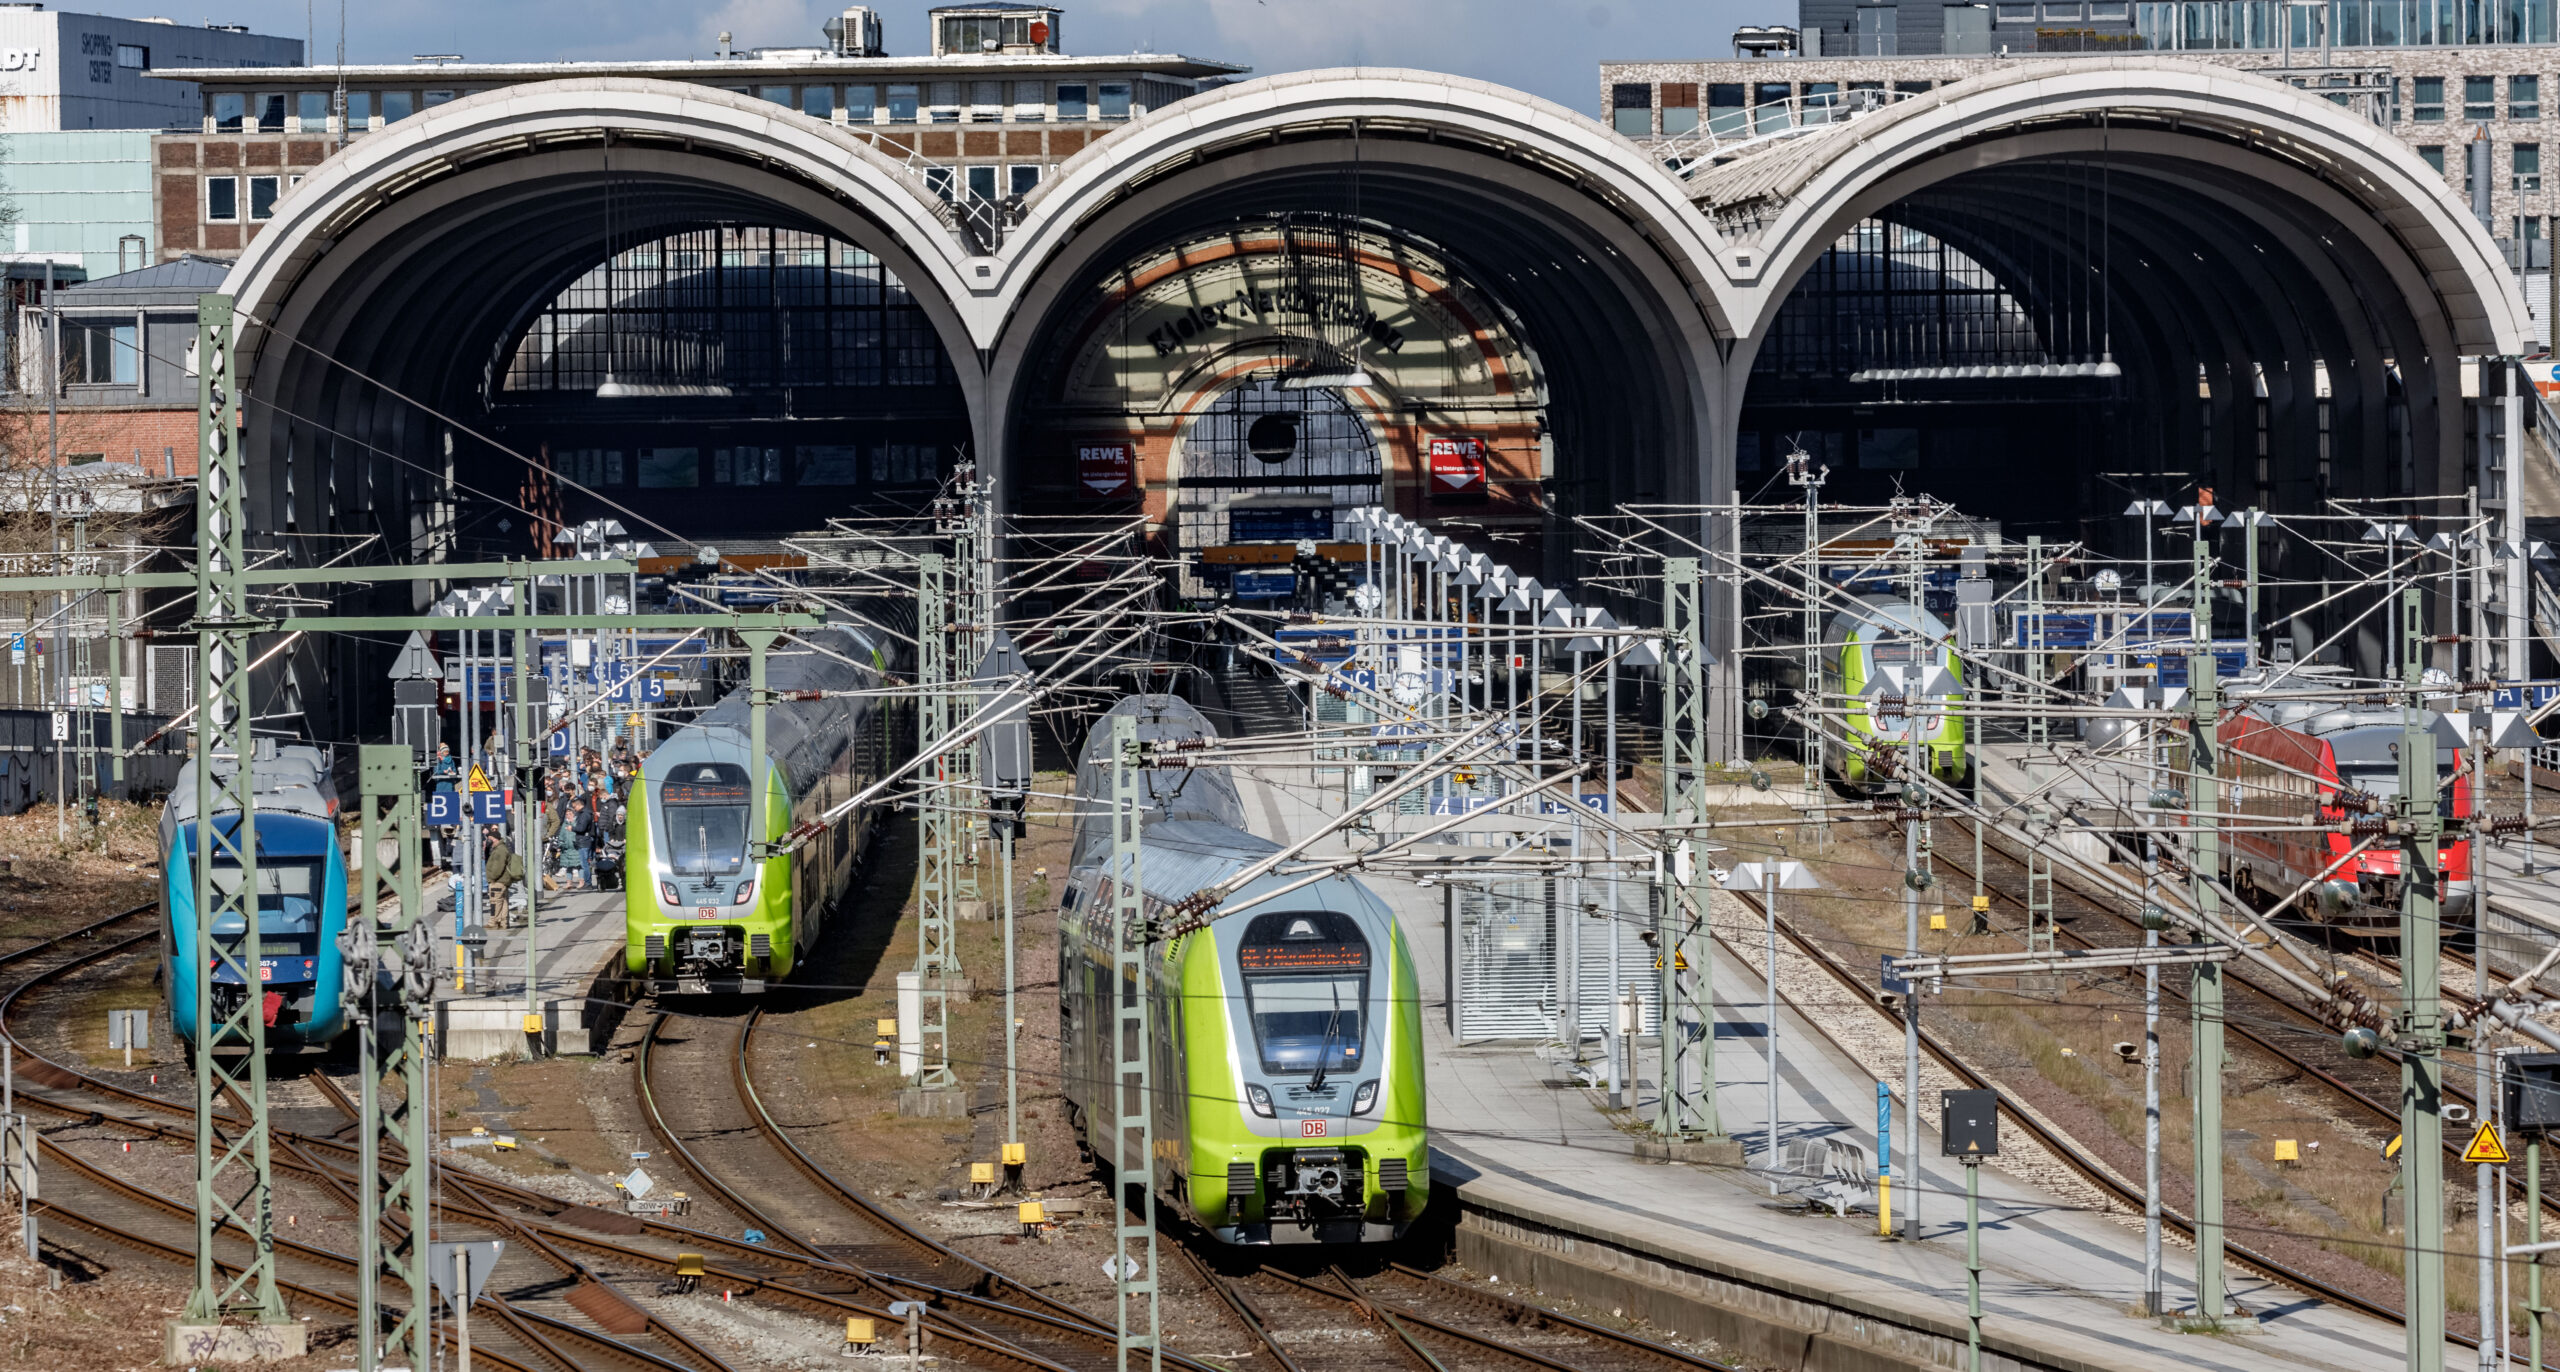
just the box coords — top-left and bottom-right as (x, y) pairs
(1928, 914), (1947, 931)
(1002, 1142), (1027, 1166)
(523, 1013), (542, 1034)
(1018, 1200), (1047, 1225)
(970, 1162), (996, 1185)
(845, 1317), (876, 1346)
(1972, 895), (1990, 912)
(2271, 1139), (2299, 1163)
(2383, 1132), (2404, 1160)
(2464, 1121), (2511, 1165)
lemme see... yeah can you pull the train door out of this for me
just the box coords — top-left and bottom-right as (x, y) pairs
(1171, 380), (1381, 600)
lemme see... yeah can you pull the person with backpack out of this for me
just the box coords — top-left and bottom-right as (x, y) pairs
(562, 790), (596, 891)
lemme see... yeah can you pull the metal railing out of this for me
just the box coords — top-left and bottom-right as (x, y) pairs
(1655, 85), (1919, 177)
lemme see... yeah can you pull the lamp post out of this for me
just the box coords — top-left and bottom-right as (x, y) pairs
(1720, 859), (1822, 1190)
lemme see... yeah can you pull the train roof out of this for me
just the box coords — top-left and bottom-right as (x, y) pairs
(1825, 595), (1949, 642)
(1071, 694), (1248, 869)
(165, 741), (333, 825)
(2230, 670), (2465, 755)
(656, 623), (893, 796)
(1091, 818), (1395, 924)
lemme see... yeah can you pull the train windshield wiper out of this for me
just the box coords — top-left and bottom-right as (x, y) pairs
(1308, 986), (1343, 1092)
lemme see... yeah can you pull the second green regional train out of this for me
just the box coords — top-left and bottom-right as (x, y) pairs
(625, 622), (900, 993)
(1059, 695), (1429, 1244)
(1819, 596), (1971, 792)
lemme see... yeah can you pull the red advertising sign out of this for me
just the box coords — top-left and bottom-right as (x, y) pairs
(1427, 435), (1486, 497)
(1079, 443), (1134, 497)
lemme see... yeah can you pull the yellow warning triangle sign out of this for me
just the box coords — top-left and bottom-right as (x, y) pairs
(2464, 1121), (2512, 1165)
(467, 764), (494, 793)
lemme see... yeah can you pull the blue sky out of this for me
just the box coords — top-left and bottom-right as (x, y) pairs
(136, 1), (1768, 112)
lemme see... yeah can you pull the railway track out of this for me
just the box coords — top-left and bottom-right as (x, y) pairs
(1179, 1245), (1737, 1372)
(6, 900), (1765, 1372)
(1741, 816), (2504, 1345)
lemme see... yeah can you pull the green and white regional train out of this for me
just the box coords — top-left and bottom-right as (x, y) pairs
(625, 623), (899, 993)
(1060, 695), (1429, 1245)
(1820, 596), (1972, 792)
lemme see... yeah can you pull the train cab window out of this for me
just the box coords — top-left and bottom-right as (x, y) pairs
(206, 857), (325, 935)
(1238, 911), (1370, 1076)
(661, 763), (751, 875)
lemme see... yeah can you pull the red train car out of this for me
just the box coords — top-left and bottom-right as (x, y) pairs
(2222, 694), (2472, 937)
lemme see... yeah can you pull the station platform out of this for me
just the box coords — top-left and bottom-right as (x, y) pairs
(427, 881), (628, 1059)
(1232, 755), (2436, 1372)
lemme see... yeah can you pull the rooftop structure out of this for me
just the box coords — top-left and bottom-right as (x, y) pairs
(0, 5), (298, 131)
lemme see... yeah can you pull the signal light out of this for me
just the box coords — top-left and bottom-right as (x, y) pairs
(660, 881), (680, 905)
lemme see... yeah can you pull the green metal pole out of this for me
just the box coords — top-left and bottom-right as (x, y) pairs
(1967, 1157), (1983, 1372)
(183, 290), (291, 1337)
(913, 554), (958, 1089)
(514, 568), (539, 1036)
(1003, 825), (1018, 1158)
(2189, 534), (2227, 1327)
(356, 744), (430, 1372)
(105, 615), (121, 795)
(2401, 584), (2446, 1372)
(1107, 714), (1160, 1372)
(741, 627), (776, 984)
(2532, 1137), (2545, 1372)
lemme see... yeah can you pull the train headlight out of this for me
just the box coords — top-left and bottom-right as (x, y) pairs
(660, 881), (681, 906)
(1352, 1081), (1379, 1116)
(1245, 1084), (1275, 1118)
(733, 880), (756, 906)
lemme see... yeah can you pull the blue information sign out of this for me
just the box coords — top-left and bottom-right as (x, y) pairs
(1231, 569), (1298, 600)
(1877, 1082), (1893, 1179)
(471, 792), (508, 826)
(1228, 507), (1332, 542)
(548, 730), (572, 758)
(425, 790), (462, 826)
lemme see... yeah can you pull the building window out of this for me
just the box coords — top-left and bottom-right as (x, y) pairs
(252, 93), (283, 132)
(966, 165), (998, 202)
(1660, 81), (1698, 134)
(924, 166), (955, 201)
(2415, 76), (2444, 121)
(1009, 164), (1041, 196)
(1707, 83), (1746, 136)
(2517, 142), (2541, 190)
(423, 89), (456, 108)
(1612, 82), (1652, 136)
(845, 84), (876, 121)
(637, 448), (700, 488)
(713, 447), (781, 485)
(1056, 83), (1088, 120)
(2467, 75), (2496, 120)
(297, 91), (327, 126)
(1099, 81), (1132, 120)
(211, 92), (243, 131)
(971, 80), (1002, 119)
(888, 83), (919, 122)
(2419, 144), (2446, 173)
(345, 91), (370, 126)
(929, 80), (961, 122)
(796, 445), (860, 486)
(500, 228), (960, 396)
(382, 91), (414, 121)
(1014, 81), (1046, 121)
(801, 85), (832, 118)
(63, 322), (137, 386)
(759, 85), (791, 107)
(2516, 75), (2541, 120)
(206, 177), (239, 221)
(872, 444), (934, 485)
(249, 175), (280, 220)
(115, 43), (146, 69)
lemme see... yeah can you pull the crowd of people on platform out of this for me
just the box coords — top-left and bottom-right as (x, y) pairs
(427, 735), (646, 920)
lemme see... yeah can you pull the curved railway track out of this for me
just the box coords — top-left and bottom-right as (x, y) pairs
(9, 898), (1767, 1372)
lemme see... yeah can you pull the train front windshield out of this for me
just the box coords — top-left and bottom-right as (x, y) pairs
(2338, 763), (2457, 819)
(662, 763), (751, 875)
(204, 857), (325, 938)
(1239, 911), (1370, 1075)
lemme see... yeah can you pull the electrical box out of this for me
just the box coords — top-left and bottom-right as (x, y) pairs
(1941, 1088), (2001, 1157)
(2505, 1053), (2560, 1130)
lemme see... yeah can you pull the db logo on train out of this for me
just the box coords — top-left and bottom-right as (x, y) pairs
(1299, 1119), (1329, 1138)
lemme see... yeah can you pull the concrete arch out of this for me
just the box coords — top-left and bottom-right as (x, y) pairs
(1709, 59), (2525, 352)
(979, 69), (1737, 575)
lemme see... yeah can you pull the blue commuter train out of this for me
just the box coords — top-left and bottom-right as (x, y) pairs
(159, 741), (350, 1052)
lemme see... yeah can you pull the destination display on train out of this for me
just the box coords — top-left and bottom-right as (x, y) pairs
(1238, 942), (1370, 972)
